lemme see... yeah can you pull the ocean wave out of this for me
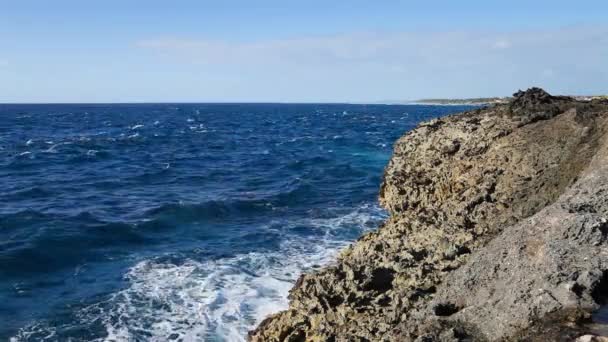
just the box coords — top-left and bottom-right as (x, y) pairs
(143, 199), (276, 222)
(10, 205), (385, 341)
(1, 187), (54, 202)
(1, 103), (466, 341)
(0, 218), (146, 278)
(0, 193), (298, 276)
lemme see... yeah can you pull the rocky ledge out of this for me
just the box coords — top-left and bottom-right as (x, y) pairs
(250, 88), (608, 341)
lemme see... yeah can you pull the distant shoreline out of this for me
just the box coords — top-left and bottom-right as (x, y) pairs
(2, 95), (605, 107)
(413, 97), (509, 105)
(411, 94), (608, 106)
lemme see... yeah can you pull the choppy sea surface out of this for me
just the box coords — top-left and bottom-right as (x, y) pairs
(0, 103), (473, 341)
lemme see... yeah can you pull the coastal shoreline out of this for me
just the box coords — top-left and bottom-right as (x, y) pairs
(250, 88), (608, 341)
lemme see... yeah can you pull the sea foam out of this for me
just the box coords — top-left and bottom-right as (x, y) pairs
(12, 205), (385, 342)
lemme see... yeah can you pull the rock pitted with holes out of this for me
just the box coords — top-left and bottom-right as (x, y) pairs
(250, 89), (608, 341)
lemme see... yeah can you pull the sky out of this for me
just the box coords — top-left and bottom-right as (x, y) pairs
(1, 1), (607, 103)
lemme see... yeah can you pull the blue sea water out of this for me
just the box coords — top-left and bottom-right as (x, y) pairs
(0, 103), (473, 341)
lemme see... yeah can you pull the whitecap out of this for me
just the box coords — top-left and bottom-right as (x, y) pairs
(12, 205), (385, 342)
(90, 245), (337, 341)
(44, 142), (72, 153)
(131, 124), (144, 130)
(25, 139), (34, 146)
(91, 206), (383, 341)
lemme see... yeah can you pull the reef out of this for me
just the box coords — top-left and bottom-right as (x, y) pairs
(250, 88), (608, 341)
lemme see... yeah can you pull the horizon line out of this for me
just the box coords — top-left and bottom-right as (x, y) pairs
(0, 101), (445, 106)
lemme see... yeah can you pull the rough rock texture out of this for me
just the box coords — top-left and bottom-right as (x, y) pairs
(250, 89), (608, 341)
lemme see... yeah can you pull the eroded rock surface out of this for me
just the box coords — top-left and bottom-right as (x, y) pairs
(250, 89), (608, 341)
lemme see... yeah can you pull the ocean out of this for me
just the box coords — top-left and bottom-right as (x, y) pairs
(0, 103), (473, 341)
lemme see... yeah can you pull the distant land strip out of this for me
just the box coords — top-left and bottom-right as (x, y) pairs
(413, 95), (608, 105)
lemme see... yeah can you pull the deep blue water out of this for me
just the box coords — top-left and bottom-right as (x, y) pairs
(0, 103), (472, 341)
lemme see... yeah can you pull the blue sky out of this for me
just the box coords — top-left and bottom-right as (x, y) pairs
(1, 1), (607, 103)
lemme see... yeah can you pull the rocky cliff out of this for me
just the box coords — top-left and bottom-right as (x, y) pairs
(250, 88), (608, 341)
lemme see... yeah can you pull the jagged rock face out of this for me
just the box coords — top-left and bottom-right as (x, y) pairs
(506, 87), (575, 125)
(249, 89), (608, 341)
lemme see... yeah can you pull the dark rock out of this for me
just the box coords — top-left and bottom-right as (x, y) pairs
(364, 267), (395, 292)
(433, 302), (460, 317)
(441, 140), (461, 155)
(507, 87), (574, 125)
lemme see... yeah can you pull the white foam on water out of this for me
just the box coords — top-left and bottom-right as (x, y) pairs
(12, 205), (385, 342)
(100, 256), (303, 340)
(93, 240), (354, 341)
(43, 142), (72, 153)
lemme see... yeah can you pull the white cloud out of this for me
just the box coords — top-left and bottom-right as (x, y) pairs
(136, 27), (607, 69)
(542, 69), (555, 78)
(135, 34), (394, 66)
(133, 26), (608, 100)
(493, 39), (512, 49)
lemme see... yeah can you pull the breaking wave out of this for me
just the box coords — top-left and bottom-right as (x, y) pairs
(12, 205), (385, 342)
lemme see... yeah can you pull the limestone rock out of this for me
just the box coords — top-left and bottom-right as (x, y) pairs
(250, 89), (608, 341)
(577, 335), (608, 342)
